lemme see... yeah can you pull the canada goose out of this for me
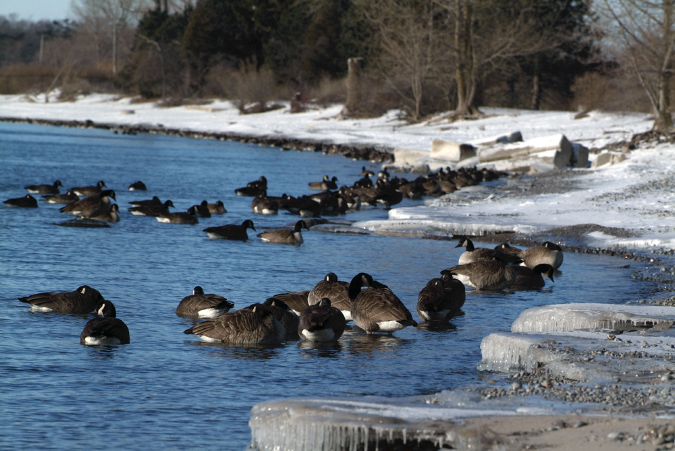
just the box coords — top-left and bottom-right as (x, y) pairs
(80, 300), (130, 345)
(156, 207), (198, 224)
(43, 190), (79, 204)
(25, 180), (62, 194)
(203, 219), (256, 240)
(235, 176), (268, 196)
(417, 270), (466, 322)
(207, 200), (227, 214)
(129, 199), (174, 217)
(59, 190), (116, 218)
(259, 298), (299, 340)
(445, 259), (517, 291)
(258, 220), (309, 244)
(18, 285), (105, 313)
(511, 264), (555, 289)
(455, 236), (521, 265)
(348, 273), (417, 334)
(128, 181), (147, 191)
(307, 272), (353, 321)
(4, 194), (38, 208)
(251, 192), (278, 215)
(86, 203), (120, 223)
(519, 242), (564, 269)
(298, 298), (346, 342)
(71, 180), (106, 197)
(494, 242), (523, 257)
(129, 196), (162, 207)
(309, 175), (338, 190)
(267, 290), (310, 316)
(183, 303), (285, 345)
(176, 286), (234, 319)
(360, 166), (375, 177)
(190, 200), (211, 218)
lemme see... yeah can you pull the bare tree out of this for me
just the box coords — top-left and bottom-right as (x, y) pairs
(597, 0), (675, 131)
(71, 0), (149, 75)
(357, 0), (448, 121)
(439, 0), (562, 118)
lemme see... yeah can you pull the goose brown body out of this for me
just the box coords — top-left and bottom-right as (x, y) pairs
(511, 264), (555, 289)
(348, 273), (417, 334)
(203, 219), (255, 240)
(4, 194), (38, 208)
(19, 285), (104, 313)
(417, 270), (466, 322)
(267, 291), (310, 316)
(307, 272), (352, 321)
(455, 236), (521, 265)
(183, 304), (285, 345)
(71, 180), (106, 197)
(445, 260), (517, 291)
(80, 301), (130, 345)
(43, 190), (79, 204)
(257, 220), (308, 244)
(298, 298), (346, 342)
(176, 286), (234, 318)
(60, 190), (115, 218)
(519, 242), (564, 269)
(25, 180), (62, 194)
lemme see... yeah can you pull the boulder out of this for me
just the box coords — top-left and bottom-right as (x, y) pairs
(430, 139), (476, 162)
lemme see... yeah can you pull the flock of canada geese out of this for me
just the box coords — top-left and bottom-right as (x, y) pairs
(6, 165), (563, 346)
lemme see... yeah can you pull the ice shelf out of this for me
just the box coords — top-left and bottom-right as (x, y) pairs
(249, 397), (517, 451)
(511, 303), (675, 334)
(479, 303), (675, 383)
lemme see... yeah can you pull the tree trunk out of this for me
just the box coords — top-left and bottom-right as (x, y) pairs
(454, 0), (479, 116)
(531, 55), (541, 110)
(342, 57), (364, 118)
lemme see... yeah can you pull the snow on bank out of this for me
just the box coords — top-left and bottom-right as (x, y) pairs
(1, 92), (672, 251)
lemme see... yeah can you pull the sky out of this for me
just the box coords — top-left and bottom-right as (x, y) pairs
(0, 0), (73, 22)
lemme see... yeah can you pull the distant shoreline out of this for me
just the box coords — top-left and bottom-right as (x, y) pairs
(0, 115), (394, 164)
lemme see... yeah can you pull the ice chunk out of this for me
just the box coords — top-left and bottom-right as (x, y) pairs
(511, 303), (675, 334)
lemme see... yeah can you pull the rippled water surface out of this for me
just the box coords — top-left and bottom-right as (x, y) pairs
(0, 121), (656, 450)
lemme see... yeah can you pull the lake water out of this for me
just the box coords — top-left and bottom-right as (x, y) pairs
(0, 121), (656, 450)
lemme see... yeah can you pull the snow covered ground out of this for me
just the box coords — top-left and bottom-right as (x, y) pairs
(3, 92), (675, 449)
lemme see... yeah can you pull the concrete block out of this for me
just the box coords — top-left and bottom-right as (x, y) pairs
(430, 139), (476, 162)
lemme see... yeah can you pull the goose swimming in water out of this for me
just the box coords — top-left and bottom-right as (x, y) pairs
(19, 285), (105, 314)
(417, 270), (466, 322)
(71, 180), (106, 197)
(176, 286), (234, 319)
(25, 180), (62, 194)
(445, 259), (517, 291)
(257, 220), (309, 244)
(183, 303), (285, 345)
(4, 194), (38, 208)
(43, 190), (79, 204)
(298, 298), (346, 342)
(348, 273), (417, 334)
(455, 236), (522, 265)
(80, 300), (130, 345)
(307, 272), (352, 321)
(203, 219), (256, 240)
(518, 242), (564, 269)
(510, 264), (555, 289)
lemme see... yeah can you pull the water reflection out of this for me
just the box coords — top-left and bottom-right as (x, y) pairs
(297, 340), (344, 358)
(187, 340), (285, 360)
(417, 321), (459, 333)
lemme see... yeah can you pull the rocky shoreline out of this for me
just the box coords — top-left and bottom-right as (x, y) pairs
(0, 115), (395, 163)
